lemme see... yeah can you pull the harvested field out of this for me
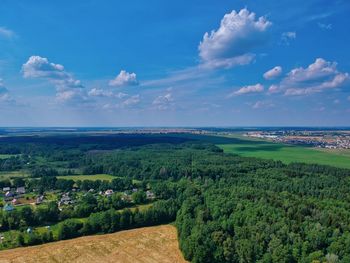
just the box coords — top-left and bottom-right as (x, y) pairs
(0, 225), (187, 263)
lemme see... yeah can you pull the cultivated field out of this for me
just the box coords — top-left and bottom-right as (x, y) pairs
(0, 225), (187, 263)
(218, 137), (350, 169)
(180, 133), (350, 169)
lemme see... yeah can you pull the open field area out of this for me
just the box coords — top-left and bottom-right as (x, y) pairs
(0, 155), (19, 160)
(0, 225), (187, 263)
(0, 171), (29, 180)
(182, 133), (350, 169)
(57, 174), (116, 181)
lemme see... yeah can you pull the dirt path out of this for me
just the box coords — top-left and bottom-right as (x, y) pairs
(0, 225), (188, 263)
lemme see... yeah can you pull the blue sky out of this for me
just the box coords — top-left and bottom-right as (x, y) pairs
(0, 0), (350, 126)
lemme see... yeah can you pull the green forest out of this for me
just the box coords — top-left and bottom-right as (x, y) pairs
(0, 134), (349, 262)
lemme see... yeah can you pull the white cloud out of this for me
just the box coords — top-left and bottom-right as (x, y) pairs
(0, 27), (15, 39)
(252, 100), (274, 109)
(55, 89), (88, 104)
(198, 8), (271, 69)
(271, 58), (349, 96)
(22, 56), (87, 104)
(0, 79), (14, 103)
(318, 23), (332, 30)
(22, 56), (83, 91)
(281, 32), (296, 45)
(268, 84), (280, 94)
(230, 83), (264, 96)
(121, 95), (140, 107)
(152, 93), (174, 110)
(88, 88), (128, 99)
(263, 66), (282, 80)
(88, 88), (113, 97)
(109, 70), (138, 87)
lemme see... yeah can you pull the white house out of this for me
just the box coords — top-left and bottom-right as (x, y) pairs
(16, 187), (26, 195)
(105, 189), (114, 196)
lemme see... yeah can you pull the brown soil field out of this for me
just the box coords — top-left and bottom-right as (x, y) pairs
(0, 225), (188, 263)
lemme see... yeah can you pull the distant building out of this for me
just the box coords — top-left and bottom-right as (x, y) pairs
(36, 195), (44, 205)
(2, 187), (10, 192)
(105, 189), (114, 196)
(146, 190), (155, 199)
(16, 187), (26, 195)
(59, 195), (74, 206)
(121, 192), (132, 201)
(11, 198), (18, 205)
(5, 191), (13, 198)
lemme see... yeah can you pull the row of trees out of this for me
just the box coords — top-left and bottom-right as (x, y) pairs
(12, 199), (178, 248)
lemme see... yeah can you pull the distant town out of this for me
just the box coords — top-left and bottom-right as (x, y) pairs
(245, 130), (350, 149)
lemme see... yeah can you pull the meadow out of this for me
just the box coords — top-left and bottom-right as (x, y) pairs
(0, 154), (18, 160)
(182, 133), (350, 169)
(56, 174), (116, 181)
(220, 137), (350, 169)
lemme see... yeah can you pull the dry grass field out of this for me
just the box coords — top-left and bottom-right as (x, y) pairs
(0, 225), (187, 263)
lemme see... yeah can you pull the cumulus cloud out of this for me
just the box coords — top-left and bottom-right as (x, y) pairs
(88, 88), (128, 99)
(271, 58), (349, 96)
(109, 70), (138, 87)
(152, 93), (174, 110)
(121, 95), (140, 107)
(263, 66), (282, 80)
(281, 31), (296, 45)
(230, 83), (264, 97)
(0, 27), (15, 39)
(268, 84), (280, 94)
(252, 100), (274, 109)
(22, 56), (87, 103)
(88, 88), (113, 97)
(22, 56), (84, 91)
(198, 8), (271, 69)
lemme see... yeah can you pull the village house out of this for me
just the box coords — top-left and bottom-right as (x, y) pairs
(2, 187), (10, 192)
(4, 191), (14, 201)
(146, 190), (155, 199)
(16, 186), (26, 195)
(36, 195), (44, 205)
(58, 193), (74, 206)
(105, 189), (114, 196)
(121, 192), (132, 201)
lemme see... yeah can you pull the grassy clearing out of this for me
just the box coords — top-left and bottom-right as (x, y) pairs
(57, 174), (141, 184)
(216, 135), (350, 169)
(179, 133), (350, 169)
(0, 154), (19, 160)
(56, 174), (116, 181)
(0, 225), (187, 263)
(0, 170), (29, 180)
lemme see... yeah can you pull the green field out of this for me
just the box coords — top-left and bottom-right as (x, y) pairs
(0, 170), (29, 180)
(0, 154), (19, 159)
(57, 174), (116, 181)
(183, 133), (350, 169)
